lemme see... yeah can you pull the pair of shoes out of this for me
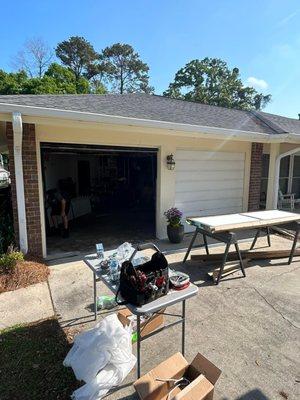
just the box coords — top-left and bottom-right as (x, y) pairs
(61, 228), (69, 238)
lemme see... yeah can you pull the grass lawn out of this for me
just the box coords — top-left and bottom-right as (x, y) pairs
(0, 318), (80, 400)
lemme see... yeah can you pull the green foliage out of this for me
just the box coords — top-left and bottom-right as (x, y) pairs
(56, 36), (99, 80)
(163, 58), (271, 110)
(100, 43), (153, 94)
(0, 250), (24, 274)
(0, 70), (28, 94)
(0, 64), (92, 94)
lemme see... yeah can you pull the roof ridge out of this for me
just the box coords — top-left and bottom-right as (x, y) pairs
(250, 110), (287, 134)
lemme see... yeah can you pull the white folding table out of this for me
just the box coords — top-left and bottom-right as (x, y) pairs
(183, 210), (300, 284)
(84, 249), (198, 378)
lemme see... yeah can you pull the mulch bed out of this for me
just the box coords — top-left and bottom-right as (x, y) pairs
(0, 318), (80, 400)
(0, 260), (49, 294)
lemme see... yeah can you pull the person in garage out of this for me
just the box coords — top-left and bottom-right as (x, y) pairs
(47, 183), (70, 238)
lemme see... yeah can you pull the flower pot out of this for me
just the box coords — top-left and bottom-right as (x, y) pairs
(167, 224), (184, 243)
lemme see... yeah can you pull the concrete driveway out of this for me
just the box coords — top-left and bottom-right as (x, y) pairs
(48, 234), (300, 400)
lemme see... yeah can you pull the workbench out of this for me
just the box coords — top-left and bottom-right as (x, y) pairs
(84, 250), (198, 378)
(183, 210), (300, 284)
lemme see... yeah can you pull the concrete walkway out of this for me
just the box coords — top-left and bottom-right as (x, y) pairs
(0, 281), (54, 330)
(48, 234), (300, 400)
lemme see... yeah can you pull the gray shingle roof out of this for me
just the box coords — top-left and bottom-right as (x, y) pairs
(0, 93), (299, 135)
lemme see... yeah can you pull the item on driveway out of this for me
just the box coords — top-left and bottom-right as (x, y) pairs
(116, 243), (169, 306)
(117, 307), (164, 340)
(134, 352), (221, 400)
(184, 209), (300, 285)
(64, 314), (136, 400)
(85, 248), (198, 379)
(96, 295), (117, 310)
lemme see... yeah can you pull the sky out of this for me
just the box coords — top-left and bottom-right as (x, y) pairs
(0, 0), (299, 118)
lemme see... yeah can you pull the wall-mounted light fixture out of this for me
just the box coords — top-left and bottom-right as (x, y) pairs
(166, 154), (176, 170)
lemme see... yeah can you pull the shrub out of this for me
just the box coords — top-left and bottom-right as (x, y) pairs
(0, 249), (24, 274)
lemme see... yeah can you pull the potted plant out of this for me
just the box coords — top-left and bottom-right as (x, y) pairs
(164, 207), (184, 243)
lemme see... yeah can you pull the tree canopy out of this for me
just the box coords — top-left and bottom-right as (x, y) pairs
(55, 36), (99, 80)
(163, 58), (271, 110)
(100, 43), (153, 94)
(0, 63), (102, 94)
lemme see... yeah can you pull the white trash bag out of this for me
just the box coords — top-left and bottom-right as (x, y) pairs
(71, 356), (136, 400)
(64, 313), (136, 399)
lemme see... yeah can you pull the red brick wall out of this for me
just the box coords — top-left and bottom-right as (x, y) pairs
(6, 122), (43, 256)
(248, 142), (263, 211)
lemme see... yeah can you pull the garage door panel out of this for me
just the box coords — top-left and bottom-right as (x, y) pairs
(176, 170), (244, 182)
(176, 179), (244, 192)
(175, 150), (245, 232)
(176, 188), (244, 202)
(176, 150), (245, 161)
(176, 160), (245, 172)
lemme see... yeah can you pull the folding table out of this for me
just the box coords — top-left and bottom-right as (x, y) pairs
(84, 250), (198, 378)
(183, 209), (300, 284)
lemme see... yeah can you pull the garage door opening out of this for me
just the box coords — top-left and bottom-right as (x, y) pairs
(41, 143), (157, 255)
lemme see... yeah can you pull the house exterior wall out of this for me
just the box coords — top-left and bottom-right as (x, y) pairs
(6, 122), (43, 255)
(4, 116), (255, 257)
(34, 120), (252, 257)
(248, 142), (263, 211)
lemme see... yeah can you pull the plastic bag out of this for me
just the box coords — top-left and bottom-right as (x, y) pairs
(96, 295), (117, 310)
(64, 314), (131, 383)
(71, 355), (136, 400)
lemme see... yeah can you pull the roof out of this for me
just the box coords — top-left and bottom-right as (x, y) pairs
(0, 93), (299, 136)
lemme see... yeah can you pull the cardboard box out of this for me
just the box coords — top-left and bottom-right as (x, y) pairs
(117, 308), (164, 338)
(134, 352), (221, 400)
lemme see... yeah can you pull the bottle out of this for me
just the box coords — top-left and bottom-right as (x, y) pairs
(109, 256), (120, 282)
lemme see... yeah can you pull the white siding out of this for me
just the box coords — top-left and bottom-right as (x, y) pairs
(175, 150), (245, 231)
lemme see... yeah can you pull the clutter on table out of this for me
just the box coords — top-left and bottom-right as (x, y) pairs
(116, 243), (169, 306)
(134, 352), (221, 400)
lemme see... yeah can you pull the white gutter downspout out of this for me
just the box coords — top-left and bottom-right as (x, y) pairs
(273, 146), (300, 209)
(12, 112), (28, 254)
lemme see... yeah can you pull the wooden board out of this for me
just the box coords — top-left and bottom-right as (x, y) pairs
(207, 260), (250, 283)
(187, 210), (300, 233)
(190, 248), (300, 261)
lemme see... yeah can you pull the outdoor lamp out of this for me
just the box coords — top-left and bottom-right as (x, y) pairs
(166, 154), (176, 170)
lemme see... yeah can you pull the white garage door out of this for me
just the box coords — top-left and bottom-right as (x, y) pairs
(175, 150), (245, 232)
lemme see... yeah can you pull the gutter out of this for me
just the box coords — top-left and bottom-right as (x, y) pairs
(0, 102), (300, 144)
(12, 112), (28, 254)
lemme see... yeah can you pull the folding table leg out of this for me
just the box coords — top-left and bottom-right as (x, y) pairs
(93, 272), (97, 320)
(203, 234), (209, 255)
(216, 240), (231, 285)
(250, 229), (260, 250)
(234, 242), (246, 277)
(182, 300), (186, 356)
(183, 229), (198, 263)
(266, 227), (271, 247)
(137, 315), (141, 378)
(288, 223), (300, 264)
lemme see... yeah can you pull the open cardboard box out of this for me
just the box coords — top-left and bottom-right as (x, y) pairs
(134, 352), (221, 400)
(117, 308), (164, 338)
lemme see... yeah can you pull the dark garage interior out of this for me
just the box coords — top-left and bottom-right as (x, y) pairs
(41, 143), (157, 255)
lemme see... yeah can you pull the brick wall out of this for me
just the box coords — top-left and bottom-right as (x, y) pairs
(248, 142), (263, 211)
(6, 122), (43, 256)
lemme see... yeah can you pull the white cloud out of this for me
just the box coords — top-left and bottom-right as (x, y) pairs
(246, 77), (268, 91)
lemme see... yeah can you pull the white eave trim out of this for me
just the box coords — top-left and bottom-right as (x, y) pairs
(0, 102), (299, 144)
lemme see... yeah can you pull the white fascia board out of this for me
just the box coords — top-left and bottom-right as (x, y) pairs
(0, 102), (299, 144)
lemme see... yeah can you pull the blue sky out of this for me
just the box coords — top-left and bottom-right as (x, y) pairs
(0, 0), (299, 118)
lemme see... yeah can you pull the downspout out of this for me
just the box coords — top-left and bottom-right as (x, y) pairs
(273, 146), (300, 209)
(12, 112), (28, 253)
